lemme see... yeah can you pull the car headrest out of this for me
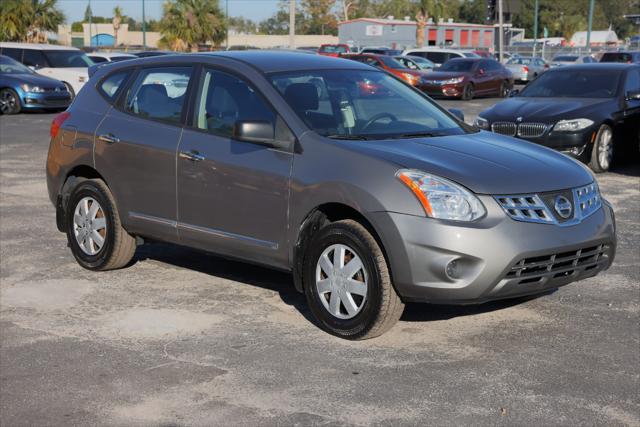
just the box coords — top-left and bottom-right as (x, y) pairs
(284, 83), (319, 111)
(137, 84), (168, 105)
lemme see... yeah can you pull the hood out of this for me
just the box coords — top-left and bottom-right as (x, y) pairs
(424, 71), (469, 80)
(0, 72), (66, 89)
(481, 97), (614, 123)
(349, 132), (593, 194)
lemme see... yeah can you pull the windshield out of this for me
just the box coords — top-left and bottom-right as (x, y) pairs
(520, 69), (621, 98)
(463, 52), (480, 58)
(553, 55), (578, 62)
(270, 70), (465, 139)
(507, 58), (532, 65)
(440, 60), (476, 72)
(319, 45), (347, 54)
(0, 57), (33, 74)
(406, 56), (434, 68)
(378, 55), (405, 69)
(43, 51), (93, 67)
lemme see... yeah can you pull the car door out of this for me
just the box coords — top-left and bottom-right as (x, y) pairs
(621, 69), (640, 144)
(176, 67), (294, 268)
(94, 65), (194, 243)
(473, 60), (493, 94)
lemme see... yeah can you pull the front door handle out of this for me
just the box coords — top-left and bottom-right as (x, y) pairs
(179, 150), (205, 162)
(98, 133), (120, 144)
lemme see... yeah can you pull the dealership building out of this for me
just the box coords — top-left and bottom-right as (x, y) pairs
(338, 18), (496, 51)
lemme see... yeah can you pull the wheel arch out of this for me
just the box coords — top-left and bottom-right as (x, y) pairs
(292, 202), (391, 294)
(56, 165), (108, 232)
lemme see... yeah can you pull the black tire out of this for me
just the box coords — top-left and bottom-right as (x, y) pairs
(65, 178), (136, 270)
(588, 124), (614, 173)
(0, 88), (22, 114)
(303, 219), (404, 340)
(62, 82), (76, 99)
(461, 83), (474, 100)
(499, 81), (510, 98)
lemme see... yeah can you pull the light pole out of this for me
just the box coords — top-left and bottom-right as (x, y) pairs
(142, 0), (147, 49)
(532, 0), (539, 57)
(226, 0), (229, 49)
(498, 0), (504, 62)
(88, 0), (92, 48)
(586, 0), (594, 52)
(289, 0), (295, 49)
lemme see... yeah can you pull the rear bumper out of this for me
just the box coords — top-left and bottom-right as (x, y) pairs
(368, 197), (616, 304)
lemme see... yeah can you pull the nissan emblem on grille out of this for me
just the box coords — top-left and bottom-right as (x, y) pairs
(554, 196), (573, 219)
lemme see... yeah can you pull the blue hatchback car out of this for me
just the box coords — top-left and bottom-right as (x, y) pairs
(0, 55), (71, 114)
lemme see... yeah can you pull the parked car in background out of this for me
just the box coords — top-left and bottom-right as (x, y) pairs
(46, 51), (616, 339)
(600, 51), (640, 64)
(473, 50), (493, 58)
(341, 53), (426, 87)
(395, 55), (434, 71)
(133, 50), (175, 58)
(421, 58), (513, 100)
(88, 52), (137, 63)
(0, 42), (91, 98)
(359, 47), (403, 56)
(550, 54), (597, 67)
(495, 52), (520, 63)
(317, 44), (351, 57)
(402, 48), (480, 68)
(0, 55), (71, 114)
(505, 56), (549, 83)
(296, 46), (319, 53)
(475, 64), (640, 172)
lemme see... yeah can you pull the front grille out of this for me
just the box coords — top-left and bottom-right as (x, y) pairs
(491, 122), (516, 136)
(506, 244), (610, 284)
(41, 98), (71, 106)
(517, 123), (548, 138)
(491, 122), (548, 138)
(495, 183), (603, 226)
(495, 195), (555, 224)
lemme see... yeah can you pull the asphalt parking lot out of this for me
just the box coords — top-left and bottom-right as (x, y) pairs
(1, 96), (639, 426)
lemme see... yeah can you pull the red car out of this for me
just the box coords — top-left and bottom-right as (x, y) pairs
(317, 44), (351, 57)
(420, 58), (513, 100)
(340, 53), (425, 88)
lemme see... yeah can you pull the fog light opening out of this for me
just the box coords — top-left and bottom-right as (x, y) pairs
(445, 259), (460, 280)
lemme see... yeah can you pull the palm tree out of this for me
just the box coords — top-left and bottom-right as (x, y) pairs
(112, 6), (123, 47)
(415, 0), (443, 48)
(1, 0), (64, 42)
(28, 0), (65, 43)
(160, 0), (227, 52)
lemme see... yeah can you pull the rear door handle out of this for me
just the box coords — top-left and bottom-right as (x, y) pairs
(179, 150), (205, 162)
(98, 133), (120, 144)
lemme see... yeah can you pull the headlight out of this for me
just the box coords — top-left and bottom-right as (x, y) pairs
(396, 170), (486, 221)
(21, 84), (45, 93)
(474, 116), (489, 130)
(553, 118), (594, 132)
(442, 76), (464, 85)
(402, 73), (419, 83)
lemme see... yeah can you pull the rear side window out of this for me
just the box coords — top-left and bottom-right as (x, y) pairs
(23, 49), (48, 68)
(193, 68), (276, 138)
(99, 71), (130, 101)
(426, 52), (447, 64)
(89, 56), (108, 64)
(125, 67), (192, 124)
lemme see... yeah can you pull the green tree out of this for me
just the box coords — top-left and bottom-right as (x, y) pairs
(416, 0), (444, 47)
(300, 0), (338, 35)
(0, 0), (65, 42)
(160, 0), (227, 51)
(112, 6), (123, 46)
(84, 4), (92, 22)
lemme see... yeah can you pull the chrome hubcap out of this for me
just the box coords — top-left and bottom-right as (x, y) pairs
(73, 197), (107, 255)
(0, 91), (17, 113)
(315, 244), (368, 320)
(598, 127), (613, 170)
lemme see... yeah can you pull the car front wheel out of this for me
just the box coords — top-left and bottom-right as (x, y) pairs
(589, 124), (614, 173)
(461, 83), (474, 100)
(0, 88), (21, 114)
(65, 179), (136, 270)
(303, 219), (404, 339)
(62, 82), (76, 99)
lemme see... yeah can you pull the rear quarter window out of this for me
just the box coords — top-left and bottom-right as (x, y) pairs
(99, 71), (130, 101)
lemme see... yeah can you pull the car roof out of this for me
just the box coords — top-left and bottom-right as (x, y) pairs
(405, 48), (476, 53)
(202, 50), (372, 73)
(89, 52), (136, 58)
(0, 42), (81, 51)
(547, 63), (637, 71)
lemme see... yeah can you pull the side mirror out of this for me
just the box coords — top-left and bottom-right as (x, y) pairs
(448, 108), (465, 122)
(233, 120), (275, 145)
(509, 88), (520, 97)
(626, 90), (640, 101)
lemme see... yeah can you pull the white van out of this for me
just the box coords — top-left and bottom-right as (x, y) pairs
(402, 48), (480, 68)
(0, 42), (92, 98)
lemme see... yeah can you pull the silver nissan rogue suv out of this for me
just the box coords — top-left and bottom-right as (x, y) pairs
(46, 52), (616, 339)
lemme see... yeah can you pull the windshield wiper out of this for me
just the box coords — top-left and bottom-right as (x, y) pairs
(391, 132), (443, 139)
(326, 134), (371, 140)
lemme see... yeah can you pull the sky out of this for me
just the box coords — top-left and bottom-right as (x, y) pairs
(57, 0), (282, 23)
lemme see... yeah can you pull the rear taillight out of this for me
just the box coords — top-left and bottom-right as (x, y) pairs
(523, 66), (529, 73)
(50, 111), (70, 139)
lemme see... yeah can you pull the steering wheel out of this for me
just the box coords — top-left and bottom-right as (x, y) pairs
(361, 112), (398, 132)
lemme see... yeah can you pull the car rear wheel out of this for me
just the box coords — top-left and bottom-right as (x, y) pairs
(499, 81), (510, 98)
(461, 83), (474, 100)
(65, 179), (136, 270)
(0, 88), (21, 115)
(589, 124), (614, 173)
(303, 220), (404, 340)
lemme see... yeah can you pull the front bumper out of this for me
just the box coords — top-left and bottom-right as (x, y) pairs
(369, 196), (616, 304)
(490, 124), (596, 156)
(20, 91), (71, 110)
(420, 82), (465, 98)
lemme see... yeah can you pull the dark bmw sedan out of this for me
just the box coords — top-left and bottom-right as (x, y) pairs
(47, 52), (615, 339)
(421, 58), (513, 100)
(0, 55), (71, 114)
(476, 64), (640, 172)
